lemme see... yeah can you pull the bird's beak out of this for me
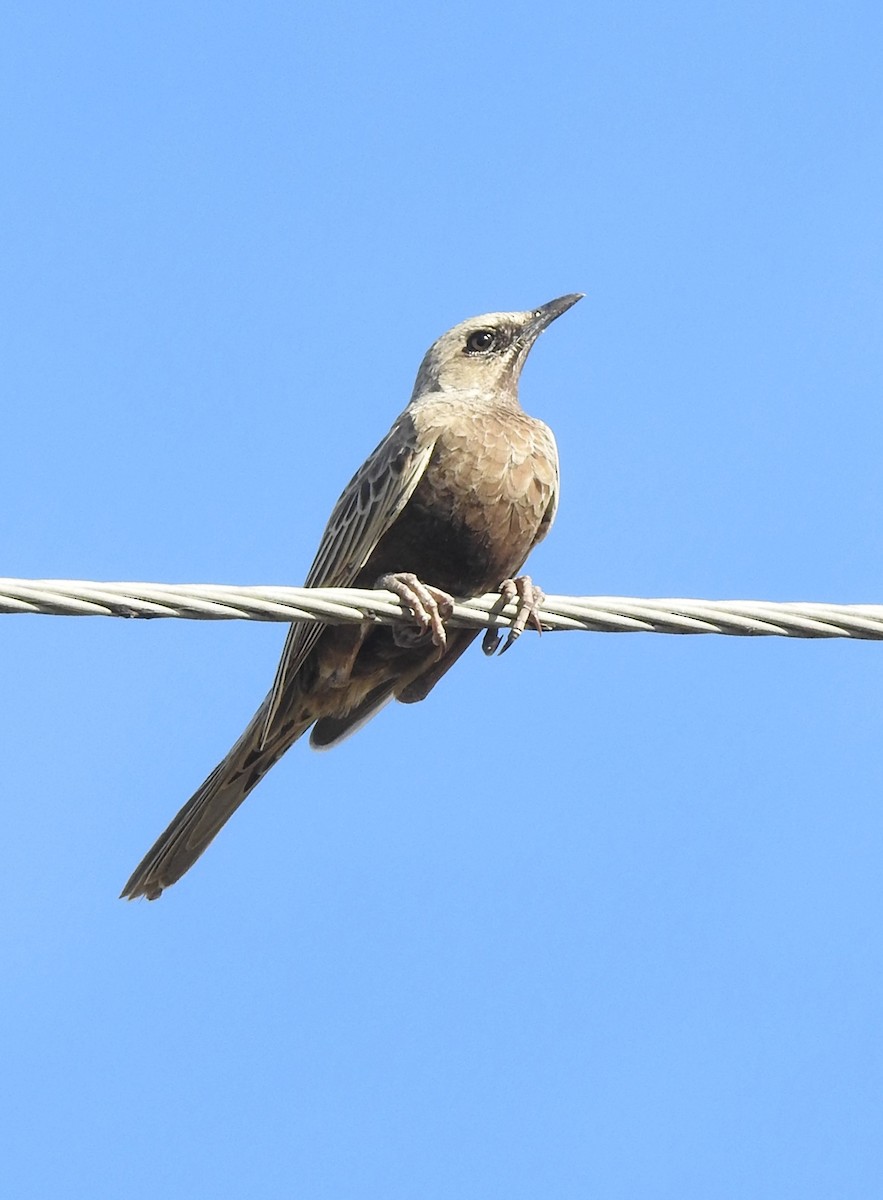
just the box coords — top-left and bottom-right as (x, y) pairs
(525, 293), (584, 341)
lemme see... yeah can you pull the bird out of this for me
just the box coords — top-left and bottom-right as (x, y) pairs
(121, 293), (583, 899)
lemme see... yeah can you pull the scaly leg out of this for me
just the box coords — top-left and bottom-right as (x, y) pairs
(377, 572), (455, 650)
(482, 575), (546, 656)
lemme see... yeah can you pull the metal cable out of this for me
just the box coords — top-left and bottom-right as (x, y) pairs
(1, 578), (882, 640)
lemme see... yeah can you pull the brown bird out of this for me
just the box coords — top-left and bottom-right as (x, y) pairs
(121, 293), (582, 899)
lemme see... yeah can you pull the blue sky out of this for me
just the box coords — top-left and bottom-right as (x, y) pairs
(2, 3), (882, 1197)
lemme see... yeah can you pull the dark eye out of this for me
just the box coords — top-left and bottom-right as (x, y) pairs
(465, 328), (496, 354)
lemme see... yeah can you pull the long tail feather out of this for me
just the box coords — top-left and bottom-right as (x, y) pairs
(120, 701), (311, 900)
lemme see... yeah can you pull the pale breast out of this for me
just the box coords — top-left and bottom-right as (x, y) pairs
(357, 397), (558, 596)
(415, 402), (558, 584)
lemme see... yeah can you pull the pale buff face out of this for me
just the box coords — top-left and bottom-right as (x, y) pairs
(410, 295), (583, 403)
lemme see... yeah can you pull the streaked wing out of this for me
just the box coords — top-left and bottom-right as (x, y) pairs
(260, 411), (436, 742)
(530, 427), (560, 549)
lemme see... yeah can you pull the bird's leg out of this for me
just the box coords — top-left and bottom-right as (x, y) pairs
(321, 621), (373, 689)
(376, 572), (454, 650)
(482, 575), (545, 656)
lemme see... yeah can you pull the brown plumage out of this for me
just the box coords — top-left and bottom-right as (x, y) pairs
(121, 293), (583, 899)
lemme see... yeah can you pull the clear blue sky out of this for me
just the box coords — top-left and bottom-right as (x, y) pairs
(2, 4), (882, 1197)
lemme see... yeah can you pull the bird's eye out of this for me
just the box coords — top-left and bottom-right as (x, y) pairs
(465, 329), (496, 354)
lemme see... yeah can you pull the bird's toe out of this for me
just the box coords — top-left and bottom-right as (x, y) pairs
(377, 572), (454, 649)
(483, 575), (546, 655)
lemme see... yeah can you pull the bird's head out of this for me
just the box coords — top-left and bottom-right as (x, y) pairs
(410, 293), (583, 404)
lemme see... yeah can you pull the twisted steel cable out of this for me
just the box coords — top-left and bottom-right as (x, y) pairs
(1, 578), (882, 640)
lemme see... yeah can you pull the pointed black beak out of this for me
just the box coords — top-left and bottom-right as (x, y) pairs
(525, 293), (584, 340)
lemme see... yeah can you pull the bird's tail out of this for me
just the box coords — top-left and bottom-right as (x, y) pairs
(120, 700), (313, 901)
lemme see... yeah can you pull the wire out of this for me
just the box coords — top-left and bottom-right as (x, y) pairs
(1, 578), (882, 640)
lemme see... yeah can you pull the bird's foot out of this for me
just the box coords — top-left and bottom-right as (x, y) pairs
(377, 573), (455, 650)
(482, 575), (545, 655)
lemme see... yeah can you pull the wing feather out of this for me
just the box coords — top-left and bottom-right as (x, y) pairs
(531, 428), (560, 549)
(259, 412), (436, 743)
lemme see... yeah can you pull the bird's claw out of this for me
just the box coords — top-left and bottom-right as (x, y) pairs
(482, 575), (545, 656)
(377, 573), (455, 650)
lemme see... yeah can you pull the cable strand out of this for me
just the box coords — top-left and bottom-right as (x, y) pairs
(1, 579), (882, 640)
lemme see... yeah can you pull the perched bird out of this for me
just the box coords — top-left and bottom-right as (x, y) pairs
(121, 293), (582, 899)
